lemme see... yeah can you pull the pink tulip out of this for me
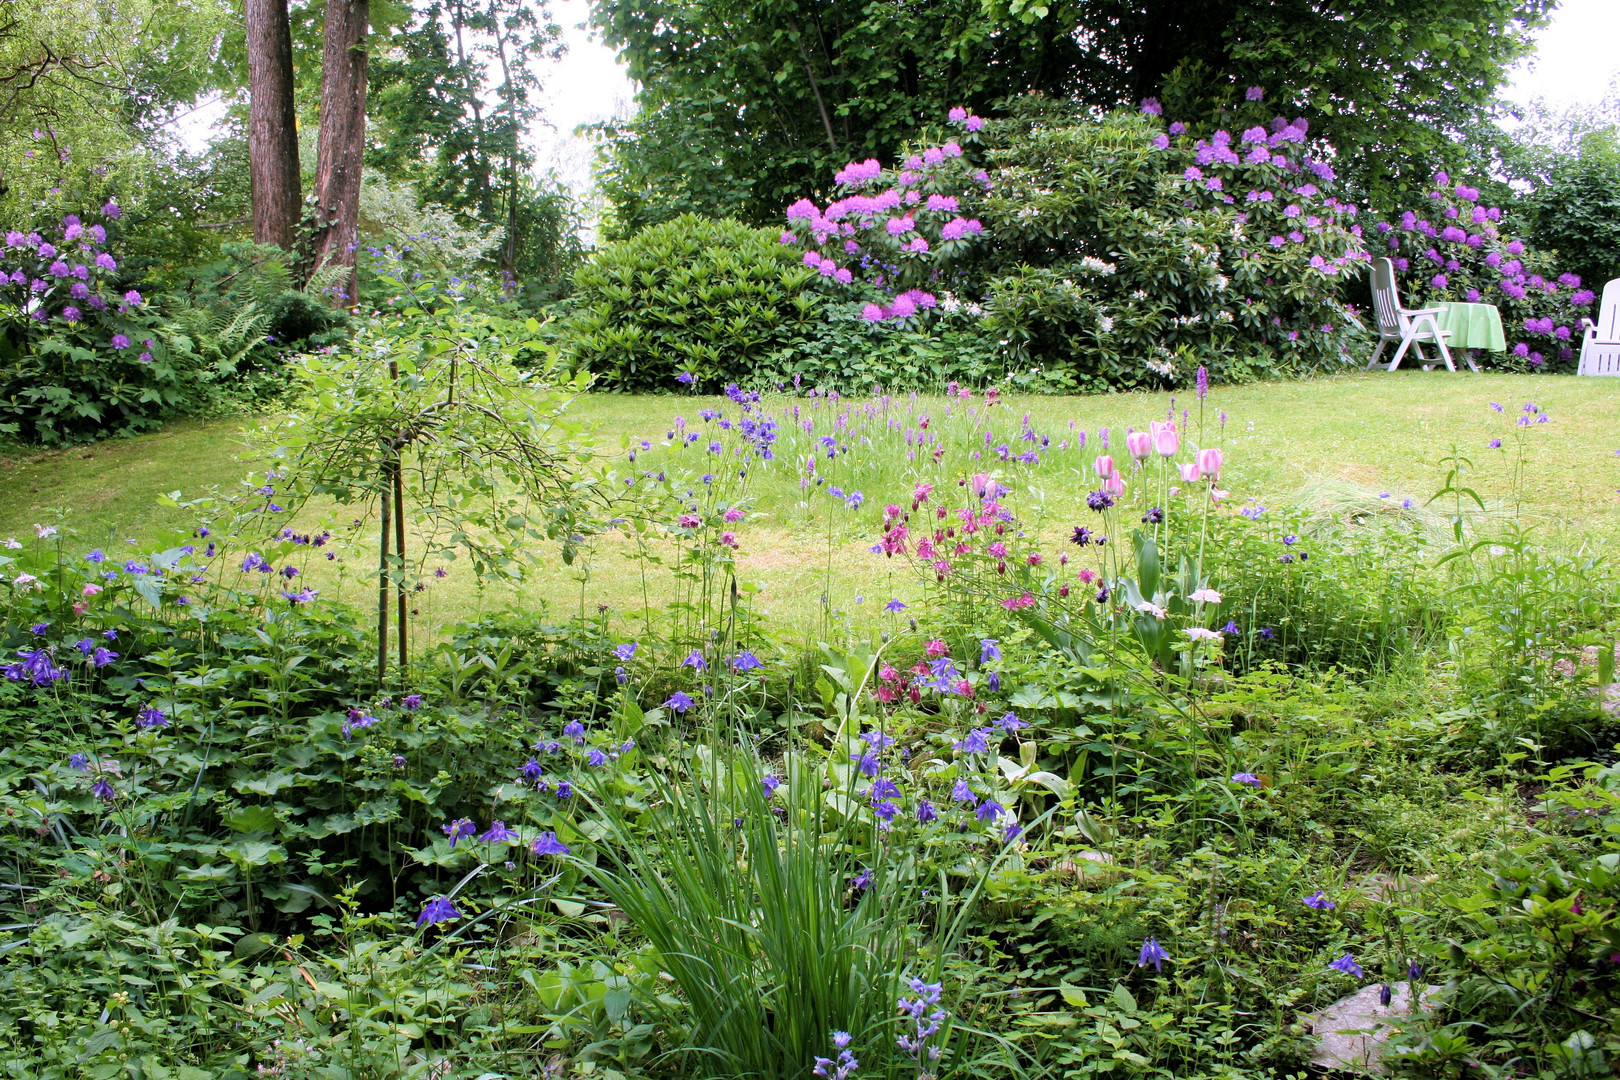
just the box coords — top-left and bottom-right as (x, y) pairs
(1093, 454), (1116, 479)
(1151, 422), (1179, 457)
(1103, 475), (1126, 497)
(1179, 462), (1200, 483)
(1196, 447), (1224, 479)
(1125, 431), (1152, 460)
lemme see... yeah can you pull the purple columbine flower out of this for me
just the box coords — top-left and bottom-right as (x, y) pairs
(563, 720), (586, 743)
(665, 691), (694, 713)
(951, 779), (976, 804)
(732, 650), (763, 671)
(587, 748), (610, 767)
(916, 799), (937, 823)
(91, 778), (116, 801)
(614, 642), (636, 662)
(137, 706), (168, 730)
(1328, 954), (1364, 978)
(402, 693), (422, 709)
(763, 774), (782, 796)
(1221, 621), (1239, 635)
(417, 896), (461, 927)
(479, 821), (519, 843)
(1137, 936), (1170, 972)
(532, 831), (571, 856)
(69, 753), (89, 771)
(980, 638), (1001, 663)
(851, 751), (880, 776)
(521, 757), (544, 781)
(1303, 890), (1336, 910)
(555, 781), (574, 799)
(682, 649), (707, 671)
(442, 818), (476, 847)
(1379, 984), (1393, 1006)
(1231, 772), (1261, 787)
(884, 598), (907, 612)
(870, 777), (901, 800)
(975, 799), (1005, 823)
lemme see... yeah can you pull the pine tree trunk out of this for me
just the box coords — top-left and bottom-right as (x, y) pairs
(245, 0), (301, 249)
(309, 0), (370, 307)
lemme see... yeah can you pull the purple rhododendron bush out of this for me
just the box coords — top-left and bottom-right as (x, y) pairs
(776, 93), (1598, 389)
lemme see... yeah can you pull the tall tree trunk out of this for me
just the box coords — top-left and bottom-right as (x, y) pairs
(309, 0), (370, 307)
(245, 0), (301, 249)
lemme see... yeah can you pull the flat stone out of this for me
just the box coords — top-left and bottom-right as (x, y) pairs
(1302, 982), (1443, 1075)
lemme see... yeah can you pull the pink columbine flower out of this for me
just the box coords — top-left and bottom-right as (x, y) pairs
(82, 583), (103, 597)
(925, 639), (948, 658)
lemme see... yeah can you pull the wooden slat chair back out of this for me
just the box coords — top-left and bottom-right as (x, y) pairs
(1578, 278), (1620, 376)
(1365, 258), (1457, 372)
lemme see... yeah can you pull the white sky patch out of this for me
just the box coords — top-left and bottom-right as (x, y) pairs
(1502, 0), (1620, 113)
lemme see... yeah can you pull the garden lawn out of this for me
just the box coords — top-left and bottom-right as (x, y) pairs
(3, 371), (1618, 639)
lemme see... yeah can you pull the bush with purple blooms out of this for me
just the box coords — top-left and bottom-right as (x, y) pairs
(0, 203), (180, 442)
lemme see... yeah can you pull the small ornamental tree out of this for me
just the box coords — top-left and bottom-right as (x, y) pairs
(268, 275), (601, 683)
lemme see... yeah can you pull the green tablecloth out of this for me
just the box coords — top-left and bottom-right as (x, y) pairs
(1434, 302), (1507, 352)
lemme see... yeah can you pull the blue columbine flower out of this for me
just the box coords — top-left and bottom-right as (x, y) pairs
(870, 778), (901, 799)
(951, 779), (976, 804)
(479, 821), (519, 843)
(1303, 890), (1336, 910)
(861, 730), (894, 750)
(1379, 984), (1393, 1006)
(851, 751), (880, 776)
(1408, 960), (1423, 980)
(555, 781), (574, 799)
(402, 694), (422, 710)
(587, 748), (609, 767)
(563, 720), (586, 743)
(1328, 954), (1364, 978)
(85, 549), (105, 564)
(980, 638), (1001, 663)
(998, 711), (1025, 731)
(732, 650), (762, 671)
(953, 728), (993, 754)
(916, 799), (937, 823)
(521, 757), (544, 781)
(763, 774), (782, 796)
(1258, 627), (1275, 640)
(975, 800), (1005, 823)
(1137, 936), (1170, 972)
(884, 598), (907, 612)
(872, 799), (898, 822)
(68, 753), (89, 771)
(417, 896), (461, 927)
(614, 642), (636, 662)
(682, 649), (707, 671)
(442, 818), (476, 847)
(665, 691), (694, 713)
(137, 706), (168, 730)
(28, 623), (48, 636)
(532, 831), (571, 856)
(75, 639), (94, 656)
(91, 778), (116, 801)
(1231, 772), (1261, 787)
(1221, 621), (1239, 635)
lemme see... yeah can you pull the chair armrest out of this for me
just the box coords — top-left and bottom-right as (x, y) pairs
(1401, 307), (1445, 318)
(1581, 318), (1596, 331)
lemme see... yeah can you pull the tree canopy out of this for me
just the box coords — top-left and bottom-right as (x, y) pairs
(591, 0), (1557, 231)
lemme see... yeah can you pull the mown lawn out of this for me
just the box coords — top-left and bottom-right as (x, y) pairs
(4, 370), (1618, 637)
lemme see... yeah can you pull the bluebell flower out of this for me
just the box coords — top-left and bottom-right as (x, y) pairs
(417, 896), (461, 927)
(1136, 936), (1170, 972)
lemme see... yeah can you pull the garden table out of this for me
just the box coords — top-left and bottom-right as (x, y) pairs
(1433, 301), (1505, 371)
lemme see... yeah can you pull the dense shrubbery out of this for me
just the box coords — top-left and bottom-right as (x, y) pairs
(557, 215), (824, 392)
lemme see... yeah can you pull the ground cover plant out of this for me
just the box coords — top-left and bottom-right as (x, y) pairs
(2, 345), (1618, 1078)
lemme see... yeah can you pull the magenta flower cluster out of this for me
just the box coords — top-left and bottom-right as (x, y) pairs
(781, 108), (988, 322)
(2, 203), (143, 352)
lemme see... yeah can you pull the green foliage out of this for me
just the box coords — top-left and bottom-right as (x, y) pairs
(1513, 122), (1620, 305)
(559, 215), (823, 392)
(593, 0), (1552, 230)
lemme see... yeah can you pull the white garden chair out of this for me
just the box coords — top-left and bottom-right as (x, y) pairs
(1366, 257), (1457, 371)
(1578, 278), (1620, 376)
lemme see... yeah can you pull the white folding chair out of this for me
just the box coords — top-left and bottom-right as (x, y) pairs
(1366, 257), (1460, 371)
(1578, 278), (1620, 376)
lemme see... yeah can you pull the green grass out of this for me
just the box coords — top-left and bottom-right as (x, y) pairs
(4, 371), (1618, 640)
